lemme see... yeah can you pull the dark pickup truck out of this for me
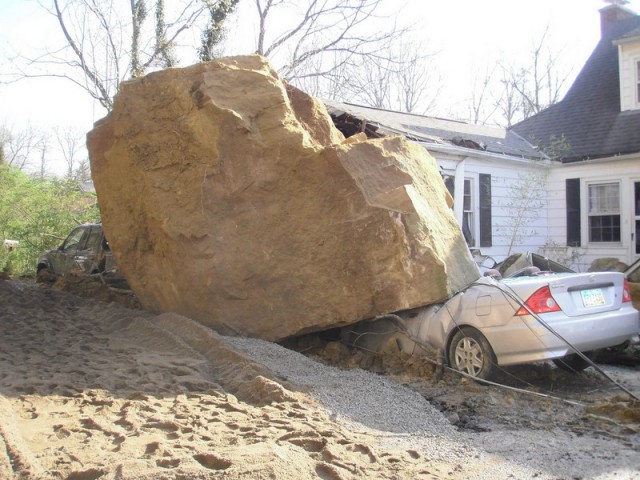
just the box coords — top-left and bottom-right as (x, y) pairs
(36, 223), (126, 286)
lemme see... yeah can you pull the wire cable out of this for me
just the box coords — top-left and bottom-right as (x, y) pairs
(341, 316), (587, 407)
(487, 279), (639, 401)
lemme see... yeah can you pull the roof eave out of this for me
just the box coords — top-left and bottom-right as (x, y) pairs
(562, 149), (640, 163)
(418, 141), (545, 163)
(613, 34), (640, 45)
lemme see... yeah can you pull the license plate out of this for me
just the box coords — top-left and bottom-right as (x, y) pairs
(581, 288), (605, 307)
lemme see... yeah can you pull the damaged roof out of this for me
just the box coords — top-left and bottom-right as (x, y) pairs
(510, 12), (640, 162)
(324, 100), (542, 159)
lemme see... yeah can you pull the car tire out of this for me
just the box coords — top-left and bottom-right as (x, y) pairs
(36, 266), (56, 284)
(552, 351), (597, 373)
(447, 327), (497, 380)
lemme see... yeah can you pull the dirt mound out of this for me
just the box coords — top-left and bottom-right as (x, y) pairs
(38, 272), (141, 309)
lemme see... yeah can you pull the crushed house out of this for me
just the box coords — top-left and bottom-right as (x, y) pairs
(324, 101), (546, 266)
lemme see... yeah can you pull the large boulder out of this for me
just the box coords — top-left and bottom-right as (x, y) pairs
(87, 55), (479, 341)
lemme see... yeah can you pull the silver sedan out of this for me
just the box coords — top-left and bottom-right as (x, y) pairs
(343, 258), (640, 380)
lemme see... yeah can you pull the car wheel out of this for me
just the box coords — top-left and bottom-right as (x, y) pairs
(447, 327), (497, 380)
(36, 266), (56, 284)
(552, 351), (597, 372)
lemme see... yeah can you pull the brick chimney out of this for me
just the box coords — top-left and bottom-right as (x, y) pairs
(600, 1), (636, 37)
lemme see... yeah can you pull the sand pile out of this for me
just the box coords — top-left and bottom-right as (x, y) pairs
(1, 278), (638, 479)
(0, 279), (481, 479)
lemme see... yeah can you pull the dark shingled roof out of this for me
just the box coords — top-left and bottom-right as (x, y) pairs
(324, 100), (541, 159)
(510, 12), (640, 162)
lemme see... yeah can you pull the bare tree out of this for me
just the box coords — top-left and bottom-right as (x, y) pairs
(496, 135), (571, 256)
(510, 28), (568, 118)
(0, 129), (7, 166)
(464, 28), (571, 127)
(291, 52), (341, 98)
(48, 0), (126, 110)
(294, 36), (440, 116)
(466, 66), (499, 125)
(250, 0), (439, 114)
(394, 44), (439, 114)
(253, 0), (408, 82)
(1, 126), (48, 172)
(72, 157), (93, 184)
(340, 43), (439, 114)
(8, 0), (236, 111)
(36, 142), (50, 180)
(346, 55), (394, 109)
(54, 126), (85, 179)
(494, 70), (525, 128)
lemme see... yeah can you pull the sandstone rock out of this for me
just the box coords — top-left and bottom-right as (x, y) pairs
(588, 257), (628, 273)
(87, 55), (479, 341)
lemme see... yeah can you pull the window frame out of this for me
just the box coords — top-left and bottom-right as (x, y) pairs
(62, 226), (89, 251)
(463, 177), (475, 247)
(587, 181), (622, 244)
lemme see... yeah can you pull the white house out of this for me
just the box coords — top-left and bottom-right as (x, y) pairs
(512, 2), (640, 270)
(325, 3), (640, 272)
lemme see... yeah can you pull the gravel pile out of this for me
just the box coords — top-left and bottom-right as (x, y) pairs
(224, 335), (640, 479)
(224, 335), (457, 436)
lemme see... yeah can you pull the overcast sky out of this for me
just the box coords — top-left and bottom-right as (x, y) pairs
(1, 0), (638, 175)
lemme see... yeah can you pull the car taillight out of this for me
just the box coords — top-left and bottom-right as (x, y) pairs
(623, 279), (632, 303)
(515, 286), (561, 316)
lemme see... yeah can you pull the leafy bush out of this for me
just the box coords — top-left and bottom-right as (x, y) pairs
(0, 165), (100, 275)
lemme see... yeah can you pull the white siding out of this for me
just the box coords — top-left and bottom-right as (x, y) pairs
(427, 148), (550, 264)
(547, 156), (640, 271)
(426, 146), (639, 271)
(618, 40), (640, 111)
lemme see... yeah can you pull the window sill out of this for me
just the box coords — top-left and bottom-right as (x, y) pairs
(586, 242), (624, 247)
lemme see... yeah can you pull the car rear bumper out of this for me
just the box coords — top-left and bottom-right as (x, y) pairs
(481, 306), (640, 366)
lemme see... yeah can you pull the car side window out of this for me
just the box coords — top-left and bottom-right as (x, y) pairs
(84, 227), (103, 251)
(62, 227), (87, 251)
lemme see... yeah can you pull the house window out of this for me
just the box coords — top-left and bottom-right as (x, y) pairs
(443, 173), (491, 248)
(588, 182), (621, 242)
(462, 179), (475, 246)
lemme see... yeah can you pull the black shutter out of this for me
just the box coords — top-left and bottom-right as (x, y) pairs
(566, 178), (581, 247)
(479, 174), (492, 247)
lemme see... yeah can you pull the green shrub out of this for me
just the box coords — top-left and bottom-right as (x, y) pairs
(0, 165), (100, 275)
